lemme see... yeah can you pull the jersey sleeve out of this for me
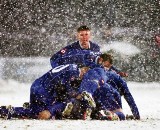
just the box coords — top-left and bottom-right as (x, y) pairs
(116, 75), (140, 119)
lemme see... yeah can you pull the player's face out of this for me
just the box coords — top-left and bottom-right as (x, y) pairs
(98, 57), (103, 64)
(102, 61), (112, 68)
(77, 30), (91, 49)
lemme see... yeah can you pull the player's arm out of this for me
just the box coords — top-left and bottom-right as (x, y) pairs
(50, 48), (66, 68)
(117, 77), (140, 120)
(109, 65), (128, 77)
(50, 45), (74, 68)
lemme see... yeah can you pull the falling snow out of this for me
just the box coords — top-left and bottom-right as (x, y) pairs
(1, 0), (159, 82)
(0, 0), (160, 129)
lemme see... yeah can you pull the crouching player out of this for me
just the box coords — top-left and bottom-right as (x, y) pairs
(76, 65), (125, 120)
(99, 53), (140, 120)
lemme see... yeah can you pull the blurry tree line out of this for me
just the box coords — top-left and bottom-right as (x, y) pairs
(0, 0), (160, 82)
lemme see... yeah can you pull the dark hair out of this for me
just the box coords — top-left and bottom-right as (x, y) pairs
(100, 53), (113, 64)
(77, 25), (90, 32)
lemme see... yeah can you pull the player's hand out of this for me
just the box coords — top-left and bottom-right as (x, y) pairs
(126, 114), (140, 120)
(118, 72), (128, 77)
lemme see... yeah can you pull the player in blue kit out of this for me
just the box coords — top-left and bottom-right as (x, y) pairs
(50, 25), (100, 67)
(99, 53), (128, 77)
(51, 48), (128, 77)
(94, 54), (140, 120)
(104, 70), (140, 119)
(0, 64), (90, 120)
(64, 54), (139, 120)
(66, 54), (140, 120)
(75, 66), (125, 120)
(50, 25), (127, 77)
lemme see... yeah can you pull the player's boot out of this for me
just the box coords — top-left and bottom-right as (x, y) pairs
(0, 106), (7, 119)
(81, 91), (96, 108)
(62, 102), (73, 118)
(111, 113), (120, 121)
(7, 105), (15, 119)
(98, 110), (119, 121)
(23, 102), (30, 109)
(0, 105), (14, 119)
(83, 108), (92, 120)
(126, 114), (135, 120)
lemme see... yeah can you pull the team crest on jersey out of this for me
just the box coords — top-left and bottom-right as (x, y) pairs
(60, 49), (66, 54)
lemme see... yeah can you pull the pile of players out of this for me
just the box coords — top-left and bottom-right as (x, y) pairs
(0, 25), (140, 121)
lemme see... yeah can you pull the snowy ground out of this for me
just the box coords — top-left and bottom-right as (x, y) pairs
(0, 79), (160, 130)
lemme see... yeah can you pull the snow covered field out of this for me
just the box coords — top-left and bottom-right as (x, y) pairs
(0, 79), (160, 130)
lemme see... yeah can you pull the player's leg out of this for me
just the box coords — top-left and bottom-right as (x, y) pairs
(0, 105), (34, 119)
(77, 80), (100, 108)
(38, 102), (66, 120)
(91, 85), (125, 120)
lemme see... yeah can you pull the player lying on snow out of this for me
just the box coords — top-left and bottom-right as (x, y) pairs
(0, 55), (140, 120)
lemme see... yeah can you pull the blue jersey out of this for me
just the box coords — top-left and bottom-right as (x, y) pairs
(50, 41), (100, 68)
(79, 66), (108, 95)
(29, 64), (80, 115)
(0, 64), (84, 119)
(64, 41), (100, 51)
(93, 84), (121, 111)
(78, 66), (140, 119)
(105, 70), (140, 119)
(51, 49), (101, 68)
(50, 47), (124, 78)
(78, 66), (122, 113)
